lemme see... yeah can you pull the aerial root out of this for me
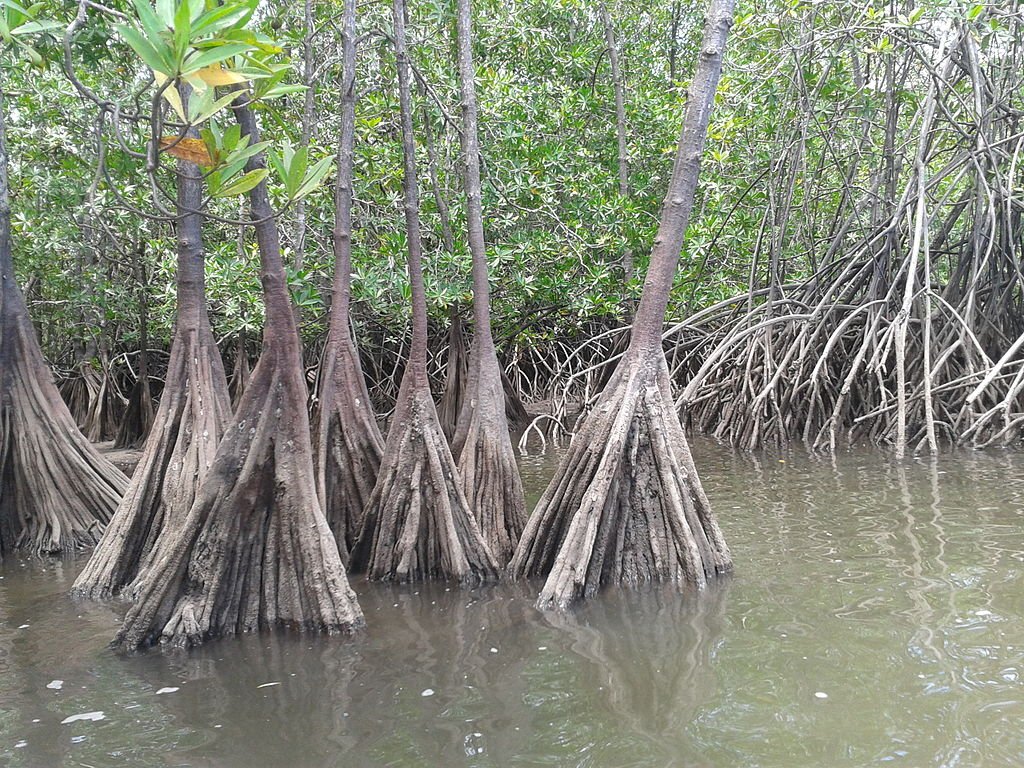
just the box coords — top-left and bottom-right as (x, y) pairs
(353, 378), (499, 584)
(115, 352), (363, 651)
(72, 327), (229, 600)
(314, 335), (384, 561)
(1, 313), (126, 557)
(510, 352), (730, 610)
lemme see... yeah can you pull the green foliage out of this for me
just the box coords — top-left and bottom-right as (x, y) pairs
(9, 0), (1019, 379)
(268, 139), (335, 203)
(0, 0), (60, 67)
(200, 122), (268, 196)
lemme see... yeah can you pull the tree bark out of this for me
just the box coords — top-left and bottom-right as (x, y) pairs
(351, 0), (498, 584)
(509, 0), (736, 609)
(115, 90), (363, 650)
(313, 0), (385, 562)
(0, 78), (127, 557)
(448, 0), (527, 566)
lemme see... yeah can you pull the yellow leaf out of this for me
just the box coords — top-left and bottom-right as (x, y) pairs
(159, 137), (213, 166)
(153, 71), (186, 121)
(195, 65), (248, 86)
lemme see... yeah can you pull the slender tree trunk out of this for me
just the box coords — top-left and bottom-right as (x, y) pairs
(449, 0), (527, 565)
(229, 329), (250, 407)
(509, 0), (736, 609)
(437, 303), (467, 440)
(293, 0), (316, 274)
(230, 196), (252, 406)
(73, 87), (232, 599)
(669, 1), (682, 85)
(114, 242), (155, 449)
(422, 91), (466, 441)
(313, 0), (385, 561)
(116, 90), (363, 650)
(601, 1), (633, 282)
(0, 78), (127, 557)
(62, 209), (107, 437)
(351, 0), (498, 584)
(420, 86), (456, 256)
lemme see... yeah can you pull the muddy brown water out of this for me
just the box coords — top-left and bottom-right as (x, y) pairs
(3, 438), (1024, 767)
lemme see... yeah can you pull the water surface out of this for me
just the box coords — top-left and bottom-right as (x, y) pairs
(2, 439), (1024, 767)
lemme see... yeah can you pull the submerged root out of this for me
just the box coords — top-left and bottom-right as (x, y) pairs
(315, 336), (384, 560)
(548, 582), (729, 737)
(72, 327), (230, 599)
(352, 374), (499, 584)
(510, 351), (731, 610)
(115, 349), (363, 651)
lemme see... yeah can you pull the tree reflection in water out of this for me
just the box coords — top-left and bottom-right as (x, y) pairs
(546, 581), (730, 740)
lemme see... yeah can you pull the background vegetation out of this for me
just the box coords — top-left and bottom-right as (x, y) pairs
(7, 0), (1021, 433)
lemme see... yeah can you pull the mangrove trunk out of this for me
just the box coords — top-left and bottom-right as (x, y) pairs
(509, 0), (736, 609)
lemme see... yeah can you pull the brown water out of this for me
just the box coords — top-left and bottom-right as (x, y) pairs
(3, 438), (1024, 767)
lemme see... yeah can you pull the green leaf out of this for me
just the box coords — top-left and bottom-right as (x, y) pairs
(218, 27), (281, 53)
(267, 146), (286, 187)
(287, 145), (307, 197)
(192, 1), (254, 36)
(231, 140), (268, 162)
(260, 83), (306, 99)
(154, 0), (174, 26)
(200, 124), (220, 162)
(131, 0), (165, 44)
(218, 157), (247, 181)
(293, 155), (334, 200)
(115, 23), (173, 75)
(213, 168), (267, 197)
(173, 0), (191, 56)
(0, 0), (31, 14)
(223, 123), (242, 149)
(23, 43), (42, 67)
(10, 19), (62, 35)
(181, 42), (250, 74)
